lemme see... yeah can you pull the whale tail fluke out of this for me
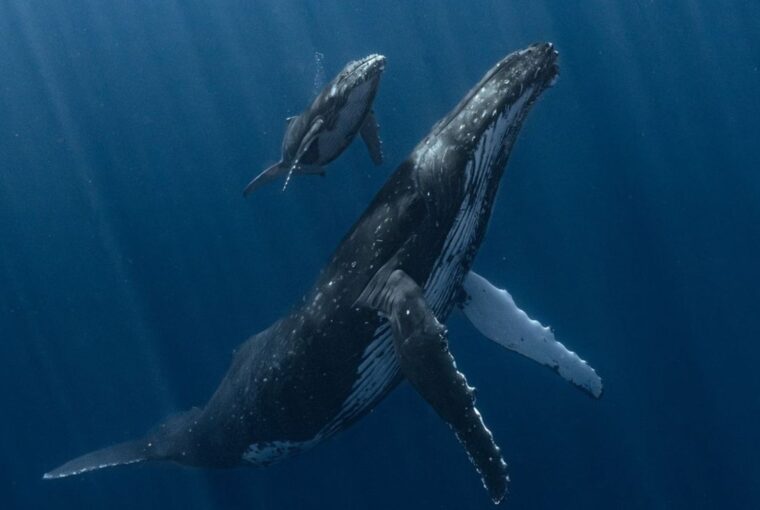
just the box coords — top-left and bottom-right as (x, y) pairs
(43, 439), (149, 480)
(243, 161), (286, 197)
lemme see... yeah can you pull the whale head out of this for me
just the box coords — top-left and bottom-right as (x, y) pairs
(337, 53), (386, 93)
(412, 43), (558, 212)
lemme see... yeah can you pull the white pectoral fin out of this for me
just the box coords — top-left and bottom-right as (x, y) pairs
(461, 271), (603, 398)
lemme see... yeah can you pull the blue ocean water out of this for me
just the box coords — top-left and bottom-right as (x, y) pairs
(2, 1), (759, 508)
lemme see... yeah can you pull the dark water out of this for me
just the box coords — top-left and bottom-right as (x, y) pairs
(2, 1), (759, 508)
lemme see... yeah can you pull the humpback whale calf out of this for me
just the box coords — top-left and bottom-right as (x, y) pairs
(45, 43), (601, 503)
(243, 54), (386, 196)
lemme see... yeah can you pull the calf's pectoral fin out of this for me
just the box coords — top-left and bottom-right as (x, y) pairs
(280, 118), (325, 191)
(460, 271), (603, 398)
(359, 110), (383, 165)
(244, 117), (325, 196)
(356, 268), (509, 504)
(295, 117), (324, 164)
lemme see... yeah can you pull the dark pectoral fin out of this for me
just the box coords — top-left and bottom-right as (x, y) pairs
(357, 269), (509, 503)
(281, 118), (323, 192)
(295, 117), (324, 163)
(359, 110), (383, 165)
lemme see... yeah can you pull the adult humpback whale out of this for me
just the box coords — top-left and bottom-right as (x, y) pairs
(243, 54), (386, 196)
(45, 43), (601, 503)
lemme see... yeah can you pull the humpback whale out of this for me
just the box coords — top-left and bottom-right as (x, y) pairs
(243, 54), (386, 196)
(45, 43), (601, 503)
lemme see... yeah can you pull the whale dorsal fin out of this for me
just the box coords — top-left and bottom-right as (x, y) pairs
(460, 271), (603, 398)
(359, 110), (383, 165)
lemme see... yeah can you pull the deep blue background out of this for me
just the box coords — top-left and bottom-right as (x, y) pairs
(2, 1), (759, 508)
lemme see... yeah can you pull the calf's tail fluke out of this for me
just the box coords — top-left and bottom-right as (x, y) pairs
(43, 439), (149, 480)
(243, 161), (285, 197)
